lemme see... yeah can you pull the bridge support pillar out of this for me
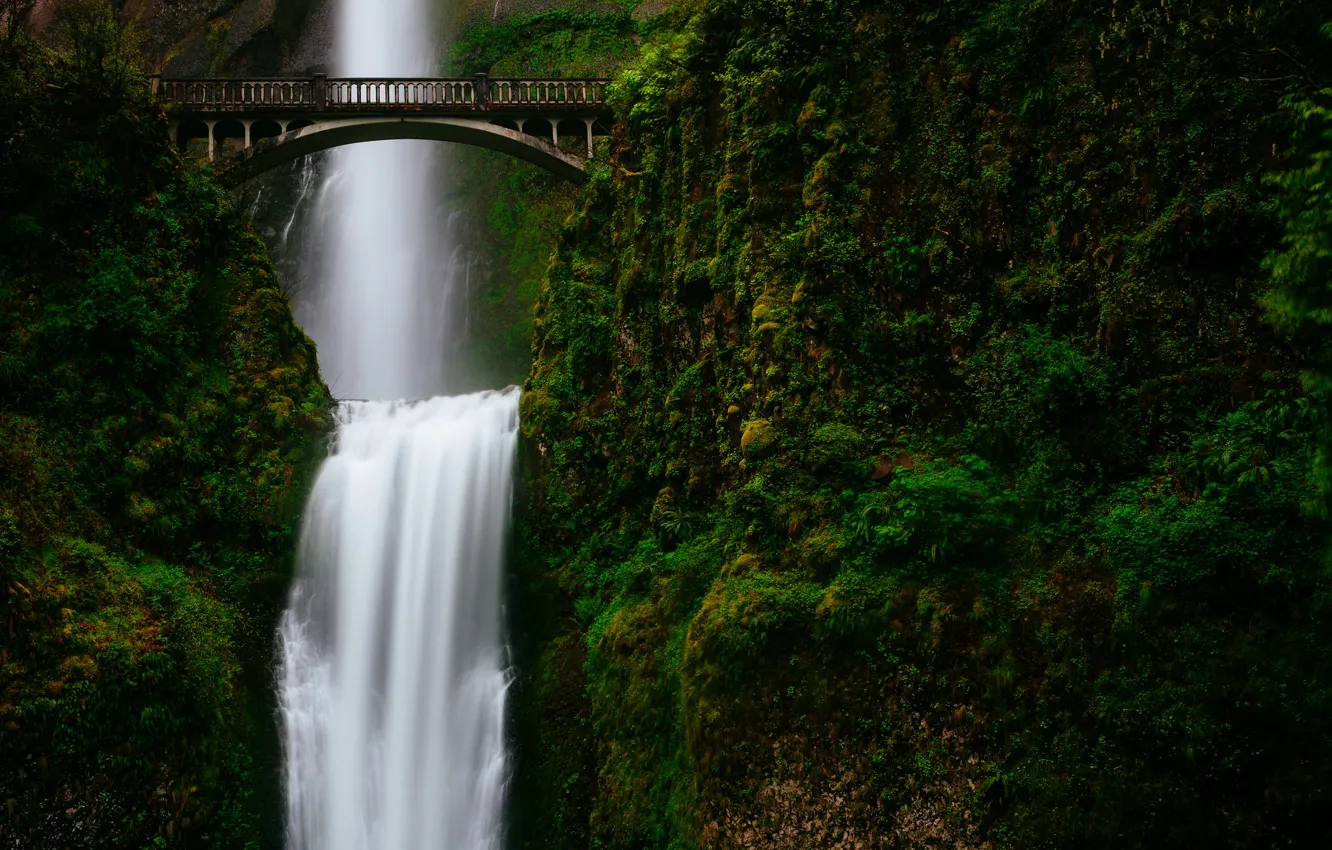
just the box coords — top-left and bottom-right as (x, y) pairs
(583, 117), (595, 158)
(514, 118), (526, 135)
(205, 120), (216, 161)
(243, 120), (252, 148)
(550, 116), (560, 147)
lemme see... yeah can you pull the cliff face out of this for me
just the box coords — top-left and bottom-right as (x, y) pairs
(0, 35), (329, 845)
(138, 0), (334, 76)
(26, 0), (334, 74)
(436, 7), (645, 392)
(513, 0), (1332, 846)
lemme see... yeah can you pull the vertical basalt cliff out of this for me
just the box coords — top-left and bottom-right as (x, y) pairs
(512, 0), (1332, 846)
(0, 31), (329, 845)
(27, 0), (334, 75)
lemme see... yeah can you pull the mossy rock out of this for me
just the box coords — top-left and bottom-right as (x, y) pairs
(751, 295), (776, 322)
(806, 422), (869, 475)
(741, 419), (780, 456)
(649, 486), (676, 527)
(721, 552), (761, 577)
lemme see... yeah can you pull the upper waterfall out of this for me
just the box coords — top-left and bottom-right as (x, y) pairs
(291, 0), (458, 401)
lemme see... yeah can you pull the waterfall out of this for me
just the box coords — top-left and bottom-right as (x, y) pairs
(296, 0), (454, 401)
(280, 394), (516, 849)
(275, 0), (515, 846)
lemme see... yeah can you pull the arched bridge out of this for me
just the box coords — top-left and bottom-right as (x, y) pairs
(154, 75), (612, 184)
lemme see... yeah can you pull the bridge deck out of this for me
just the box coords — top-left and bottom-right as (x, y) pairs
(156, 75), (610, 116)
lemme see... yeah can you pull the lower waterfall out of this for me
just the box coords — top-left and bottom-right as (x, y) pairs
(279, 391), (519, 849)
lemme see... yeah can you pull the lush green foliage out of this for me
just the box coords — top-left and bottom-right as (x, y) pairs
(1265, 43), (1332, 507)
(449, 6), (643, 78)
(0, 28), (328, 846)
(443, 8), (646, 391)
(515, 0), (1332, 846)
(444, 155), (580, 391)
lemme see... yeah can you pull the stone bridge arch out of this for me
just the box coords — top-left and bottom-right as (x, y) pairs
(158, 75), (612, 185)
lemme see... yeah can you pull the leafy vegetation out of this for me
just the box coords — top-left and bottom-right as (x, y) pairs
(1265, 43), (1332, 507)
(0, 12), (328, 845)
(514, 0), (1332, 846)
(443, 6), (647, 391)
(449, 6), (643, 79)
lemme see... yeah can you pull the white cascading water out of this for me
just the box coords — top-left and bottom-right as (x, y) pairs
(298, 0), (453, 401)
(275, 0), (514, 846)
(280, 394), (516, 849)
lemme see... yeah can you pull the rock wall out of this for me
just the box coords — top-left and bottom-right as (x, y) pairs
(510, 0), (1332, 846)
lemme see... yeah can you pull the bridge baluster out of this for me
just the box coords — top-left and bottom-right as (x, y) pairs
(159, 74), (611, 142)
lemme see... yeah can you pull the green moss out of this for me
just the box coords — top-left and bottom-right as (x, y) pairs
(0, 25), (328, 845)
(440, 7), (649, 393)
(739, 419), (777, 456)
(516, 0), (1332, 845)
(448, 7), (644, 78)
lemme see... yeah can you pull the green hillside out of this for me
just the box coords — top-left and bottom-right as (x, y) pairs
(511, 1), (1332, 846)
(0, 13), (329, 845)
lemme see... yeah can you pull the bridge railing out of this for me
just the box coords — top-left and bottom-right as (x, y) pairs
(160, 78), (317, 108)
(157, 76), (610, 113)
(488, 79), (608, 106)
(327, 79), (478, 108)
